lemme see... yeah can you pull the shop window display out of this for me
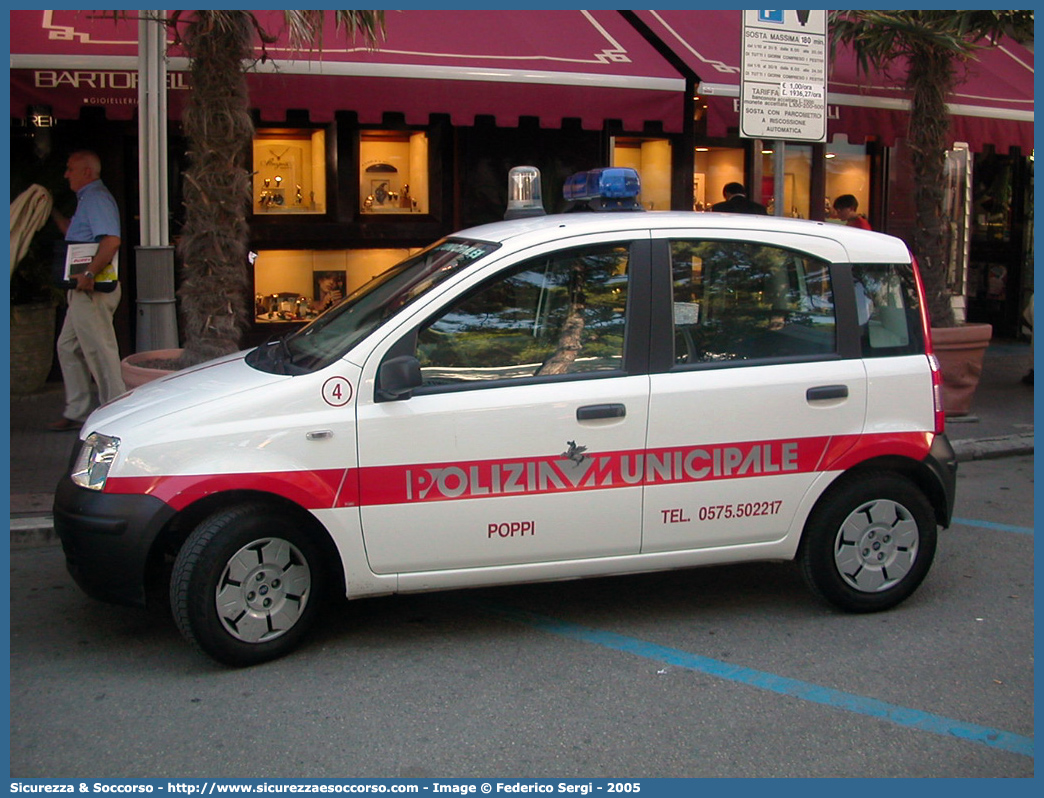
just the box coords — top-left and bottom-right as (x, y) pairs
(253, 248), (417, 324)
(359, 131), (429, 214)
(252, 129), (327, 215)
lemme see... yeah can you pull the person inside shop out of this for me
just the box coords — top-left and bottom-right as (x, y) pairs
(47, 149), (127, 431)
(711, 182), (768, 215)
(833, 194), (872, 230)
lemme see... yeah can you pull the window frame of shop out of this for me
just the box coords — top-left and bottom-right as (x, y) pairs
(343, 114), (452, 235)
(250, 116), (337, 222)
(244, 114), (453, 348)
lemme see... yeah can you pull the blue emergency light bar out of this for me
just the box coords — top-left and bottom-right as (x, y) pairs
(562, 167), (642, 211)
(563, 167), (640, 200)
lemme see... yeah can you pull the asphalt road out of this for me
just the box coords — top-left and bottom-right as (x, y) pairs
(8, 456), (1034, 779)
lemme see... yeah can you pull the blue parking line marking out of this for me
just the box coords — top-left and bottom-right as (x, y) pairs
(475, 601), (1034, 759)
(953, 517), (1034, 535)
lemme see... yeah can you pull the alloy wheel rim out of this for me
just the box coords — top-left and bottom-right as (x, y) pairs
(215, 537), (311, 643)
(833, 499), (919, 592)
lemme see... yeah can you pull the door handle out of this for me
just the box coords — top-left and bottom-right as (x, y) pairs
(806, 385), (849, 402)
(576, 403), (626, 420)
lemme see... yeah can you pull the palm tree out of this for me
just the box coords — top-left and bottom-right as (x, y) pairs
(829, 10), (1033, 328)
(166, 11), (385, 367)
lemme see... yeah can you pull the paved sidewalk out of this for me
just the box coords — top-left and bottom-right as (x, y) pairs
(8, 339), (1034, 547)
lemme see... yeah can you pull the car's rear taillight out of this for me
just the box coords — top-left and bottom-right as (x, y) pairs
(928, 353), (946, 434)
(910, 253), (946, 434)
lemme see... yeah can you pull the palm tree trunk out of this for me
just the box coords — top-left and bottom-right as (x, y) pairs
(907, 47), (958, 328)
(176, 11), (256, 367)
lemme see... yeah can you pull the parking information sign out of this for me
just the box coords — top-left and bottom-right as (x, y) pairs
(740, 9), (828, 142)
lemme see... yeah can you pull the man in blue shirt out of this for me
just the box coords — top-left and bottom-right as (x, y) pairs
(47, 150), (127, 431)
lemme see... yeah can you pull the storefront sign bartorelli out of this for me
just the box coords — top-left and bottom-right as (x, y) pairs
(740, 9), (827, 142)
(29, 69), (189, 108)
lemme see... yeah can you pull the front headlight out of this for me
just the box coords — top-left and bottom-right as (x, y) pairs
(71, 433), (121, 491)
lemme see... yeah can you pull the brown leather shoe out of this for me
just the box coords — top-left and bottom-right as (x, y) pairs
(47, 417), (83, 432)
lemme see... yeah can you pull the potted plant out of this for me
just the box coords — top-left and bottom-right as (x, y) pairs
(10, 243), (61, 396)
(120, 348), (186, 389)
(831, 10), (1033, 415)
(930, 323), (994, 415)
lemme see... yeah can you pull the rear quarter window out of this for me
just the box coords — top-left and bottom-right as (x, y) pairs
(851, 263), (925, 357)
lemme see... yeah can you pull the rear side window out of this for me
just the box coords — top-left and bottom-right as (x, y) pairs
(851, 263), (925, 357)
(670, 239), (835, 365)
(415, 243), (631, 387)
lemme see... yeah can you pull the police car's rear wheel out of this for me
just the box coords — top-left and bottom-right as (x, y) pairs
(171, 504), (324, 666)
(799, 472), (936, 613)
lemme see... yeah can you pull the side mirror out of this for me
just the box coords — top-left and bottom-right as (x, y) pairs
(377, 355), (422, 401)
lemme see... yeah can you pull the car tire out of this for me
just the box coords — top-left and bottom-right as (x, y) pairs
(171, 503), (325, 666)
(799, 472), (937, 613)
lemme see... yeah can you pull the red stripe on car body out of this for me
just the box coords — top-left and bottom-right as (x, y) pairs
(101, 431), (934, 511)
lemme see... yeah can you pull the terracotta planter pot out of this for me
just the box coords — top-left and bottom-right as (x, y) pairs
(932, 323), (992, 417)
(121, 348), (184, 390)
(10, 300), (57, 395)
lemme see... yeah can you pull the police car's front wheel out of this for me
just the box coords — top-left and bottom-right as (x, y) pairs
(171, 504), (325, 666)
(799, 472), (937, 613)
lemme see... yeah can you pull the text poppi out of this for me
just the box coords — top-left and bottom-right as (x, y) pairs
(488, 521), (535, 538)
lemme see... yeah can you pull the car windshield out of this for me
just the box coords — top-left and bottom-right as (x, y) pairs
(247, 238), (500, 374)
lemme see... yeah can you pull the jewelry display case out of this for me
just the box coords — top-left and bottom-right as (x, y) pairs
(252, 248), (418, 324)
(359, 131), (429, 214)
(253, 129), (327, 214)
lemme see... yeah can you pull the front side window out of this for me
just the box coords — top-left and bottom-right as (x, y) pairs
(670, 240), (835, 364)
(247, 239), (498, 374)
(416, 243), (631, 387)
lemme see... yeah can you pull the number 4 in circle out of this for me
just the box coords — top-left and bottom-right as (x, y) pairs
(322, 376), (353, 407)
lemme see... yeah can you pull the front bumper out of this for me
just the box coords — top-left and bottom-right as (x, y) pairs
(53, 475), (177, 608)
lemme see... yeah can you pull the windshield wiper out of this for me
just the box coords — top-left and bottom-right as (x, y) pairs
(246, 333), (297, 374)
(278, 333), (294, 364)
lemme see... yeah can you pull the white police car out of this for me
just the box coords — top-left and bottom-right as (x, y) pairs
(55, 168), (956, 666)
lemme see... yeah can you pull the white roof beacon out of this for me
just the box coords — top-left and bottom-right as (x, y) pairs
(504, 165), (545, 220)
